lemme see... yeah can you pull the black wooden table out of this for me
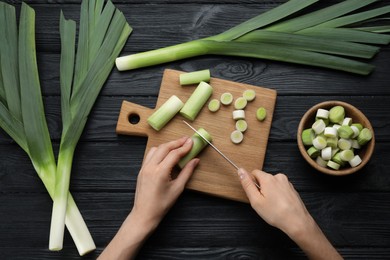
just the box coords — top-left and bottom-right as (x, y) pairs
(1, 1), (390, 259)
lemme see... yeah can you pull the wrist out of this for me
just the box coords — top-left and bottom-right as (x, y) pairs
(99, 209), (161, 260)
(127, 208), (161, 236)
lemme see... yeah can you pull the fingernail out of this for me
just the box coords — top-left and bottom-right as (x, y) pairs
(237, 168), (246, 179)
(193, 158), (200, 166)
(185, 137), (192, 145)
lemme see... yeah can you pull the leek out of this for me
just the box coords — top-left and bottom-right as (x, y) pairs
(49, 0), (131, 250)
(0, 2), (95, 255)
(180, 81), (213, 121)
(147, 95), (184, 131)
(180, 69), (210, 85)
(178, 128), (212, 169)
(116, 0), (390, 75)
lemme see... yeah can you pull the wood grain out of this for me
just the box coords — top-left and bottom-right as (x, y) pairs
(117, 69), (277, 202)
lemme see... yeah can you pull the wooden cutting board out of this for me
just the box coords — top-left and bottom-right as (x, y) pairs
(116, 69), (277, 203)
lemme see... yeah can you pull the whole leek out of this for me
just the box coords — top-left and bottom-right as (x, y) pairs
(0, 2), (95, 255)
(49, 0), (132, 251)
(116, 0), (390, 75)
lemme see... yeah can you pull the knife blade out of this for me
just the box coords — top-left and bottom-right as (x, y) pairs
(183, 120), (261, 190)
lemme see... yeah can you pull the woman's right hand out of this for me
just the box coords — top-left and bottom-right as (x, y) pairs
(237, 168), (312, 236)
(237, 168), (343, 260)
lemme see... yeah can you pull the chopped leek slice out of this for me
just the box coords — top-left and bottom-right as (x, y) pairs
(337, 125), (354, 139)
(220, 92), (233, 105)
(231, 130), (244, 144)
(243, 89), (256, 101)
(329, 105), (345, 124)
(178, 128), (212, 168)
(256, 107), (267, 121)
(338, 138), (352, 150)
(180, 69), (210, 85)
(233, 110), (245, 120)
(339, 150), (354, 161)
(327, 137), (338, 149)
(313, 136), (327, 150)
(312, 119), (326, 134)
(358, 128), (373, 145)
(321, 146), (332, 161)
(208, 99), (220, 112)
(349, 155), (362, 167)
(307, 146), (320, 158)
(327, 160), (340, 170)
(324, 127), (337, 138)
(316, 108), (329, 119)
(316, 156), (328, 168)
(234, 97), (248, 110)
(180, 81), (213, 121)
(302, 128), (315, 146)
(148, 95), (184, 131)
(236, 119), (248, 132)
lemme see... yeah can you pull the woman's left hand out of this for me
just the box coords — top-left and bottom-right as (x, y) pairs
(131, 136), (199, 226)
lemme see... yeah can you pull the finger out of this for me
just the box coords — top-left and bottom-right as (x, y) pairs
(173, 158), (199, 191)
(251, 169), (270, 180)
(160, 137), (193, 169)
(151, 136), (189, 164)
(143, 146), (157, 165)
(238, 168), (262, 202)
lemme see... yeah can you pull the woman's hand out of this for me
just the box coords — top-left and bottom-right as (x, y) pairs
(132, 136), (199, 226)
(238, 169), (343, 260)
(98, 137), (199, 260)
(237, 169), (311, 236)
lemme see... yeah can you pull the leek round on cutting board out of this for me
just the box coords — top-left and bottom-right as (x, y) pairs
(147, 95), (184, 131)
(178, 128), (212, 169)
(180, 81), (213, 121)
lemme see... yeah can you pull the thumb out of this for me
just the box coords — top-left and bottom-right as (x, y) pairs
(174, 158), (200, 190)
(238, 168), (261, 202)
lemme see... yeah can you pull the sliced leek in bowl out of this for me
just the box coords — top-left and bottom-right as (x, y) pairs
(297, 101), (375, 176)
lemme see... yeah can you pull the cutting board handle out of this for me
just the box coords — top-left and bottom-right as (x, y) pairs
(116, 100), (154, 137)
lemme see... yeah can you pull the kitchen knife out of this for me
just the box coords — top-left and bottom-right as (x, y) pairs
(183, 120), (261, 189)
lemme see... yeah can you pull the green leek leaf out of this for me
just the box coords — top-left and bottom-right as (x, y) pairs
(313, 5), (390, 28)
(203, 40), (374, 75)
(59, 11), (76, 130)
(214, 0), (318, 41)
(354, 25), (390, 33)
(297, 27), (390, 45)
(19, 2), (55, 171)
(0, 2), (21, 121)
(236, 30), (379, 59)
(267, 0), (379, 32)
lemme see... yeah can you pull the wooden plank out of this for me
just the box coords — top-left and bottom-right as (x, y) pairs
(1, 192), (390, 247)
(1, 246), (390, 260)
(1, 141), (389, 193)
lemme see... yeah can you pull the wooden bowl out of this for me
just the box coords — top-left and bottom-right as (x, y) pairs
(297, 101), (375, 176)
